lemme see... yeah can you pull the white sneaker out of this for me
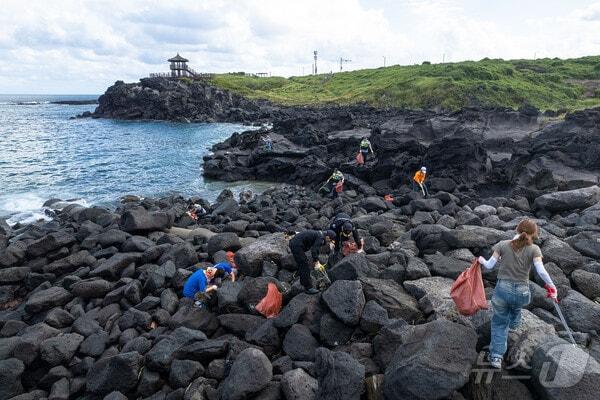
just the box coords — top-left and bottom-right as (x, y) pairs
(487, 354), (502, 369)
(194, 301), (204, 309)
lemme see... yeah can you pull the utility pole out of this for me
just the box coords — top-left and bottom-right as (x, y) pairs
(314, 50), (318, 75)
(442, 53), (445, 63)
(339, 57), (351, 72)
(383, 56), (386, 67)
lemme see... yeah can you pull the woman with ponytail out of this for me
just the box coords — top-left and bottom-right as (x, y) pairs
(477, 219), (558, 368)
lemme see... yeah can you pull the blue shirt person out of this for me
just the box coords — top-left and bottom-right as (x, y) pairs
(183, 265), (226, 299)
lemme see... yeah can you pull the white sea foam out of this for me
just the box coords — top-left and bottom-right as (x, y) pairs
(0, 192), (90, 226)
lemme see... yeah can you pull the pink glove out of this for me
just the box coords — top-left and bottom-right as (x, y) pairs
(545, 284), (558, 302)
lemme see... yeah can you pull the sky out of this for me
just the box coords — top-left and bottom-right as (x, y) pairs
(1, 0), (600, 94)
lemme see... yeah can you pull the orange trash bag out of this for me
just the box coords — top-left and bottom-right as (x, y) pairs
(342, 239), (365, 256)
(451, 259), (488, 316)
(255, 282), (283, 318)
(356, 152), (364, 165)
(335, 181), (344, 193)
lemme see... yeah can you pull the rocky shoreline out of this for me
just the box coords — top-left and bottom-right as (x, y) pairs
(1, 181), (600, 399)
(2, 78), (600, 399)
(203, 105), (600, 199)
(85, 78), (274, 123)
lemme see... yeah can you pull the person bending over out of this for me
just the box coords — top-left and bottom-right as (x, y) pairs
(289, 230), (336, 294)
(183, 265), (226, 308)
(329, 213), (362, 253)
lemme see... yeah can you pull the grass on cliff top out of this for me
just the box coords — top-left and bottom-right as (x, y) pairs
(209, 56), (600, 111)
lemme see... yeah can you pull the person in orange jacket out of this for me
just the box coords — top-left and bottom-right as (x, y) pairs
(412, 166), (429, 197)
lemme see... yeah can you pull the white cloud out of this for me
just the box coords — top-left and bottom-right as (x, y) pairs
(0, 0), (599, 93)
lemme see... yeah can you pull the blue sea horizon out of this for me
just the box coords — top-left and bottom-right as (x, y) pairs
(0, 94), (271, 225)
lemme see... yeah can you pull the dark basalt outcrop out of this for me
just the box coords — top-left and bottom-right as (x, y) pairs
(1, 182), (600, 399)
(90, 77), (274, 123)
(204, 106), (600, 200)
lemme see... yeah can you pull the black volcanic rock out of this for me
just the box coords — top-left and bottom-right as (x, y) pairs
(92, 78), (269, 122)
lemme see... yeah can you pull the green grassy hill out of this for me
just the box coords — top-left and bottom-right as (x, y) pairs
(209, 56), (600, 111)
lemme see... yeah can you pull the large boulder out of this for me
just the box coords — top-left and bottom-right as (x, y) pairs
(541, 237), (585, 274)
(43, 250), (96, 275)
(234, 233), (289, 276)
(169, 302), (219, 334)
(120, 207), (171, 233)
(283, 324), (319, 361)
(360, 300), (390, 333)
(403, 276), (470, 323)
(281, 368), (317, 400)
(25, 287), (73, 314)
(174, 339), (229, 364)
(533, 186), (600, 212)
(504, 309), (556, 368)
(145, 327), (207, 372)
(322, 280), (365, 325)
(273, 293), (320, 328)
(207, 232), (241, 256)
(328, 253), (372, 281)
(71, 279), (113, 298)
(26, 232), (76, 258)
(410, 224), (451, 254)
(559, 290), (600, 333)
(157, 242), (198, 268)
(531, 336), (600, 400)
(0, 358), (25, 399)
(383, 319), (478, 400)
(360, 277), (422, 322)
(566, 231), (600, 260)
(315, 347), (365, 400)
(0, 267), (30, 284)
(571, 269), (600, 300)
(441, 225), (510, 249)
(40, 333), (84, 366)
(90, 252), (141, 279)
(360, 196), (389, 212)
(86, 352), (143, 395)
(220, 348), (272, 400)
(424, 252), (470, 279)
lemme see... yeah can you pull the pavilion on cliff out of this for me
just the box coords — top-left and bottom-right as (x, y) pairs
(149, 54), (212, 79)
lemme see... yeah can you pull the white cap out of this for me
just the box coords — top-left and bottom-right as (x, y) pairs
(421, 166), (427, 172)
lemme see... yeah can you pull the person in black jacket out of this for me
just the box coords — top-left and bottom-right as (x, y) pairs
(329, 213), (362, 253)
(289, 230), (336, 294)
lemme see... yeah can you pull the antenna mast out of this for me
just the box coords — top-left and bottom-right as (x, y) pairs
(339, 57), (351, 72)
(314, 51), (318, 75)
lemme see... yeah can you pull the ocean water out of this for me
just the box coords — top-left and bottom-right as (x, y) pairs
(0, 94), (269, 225)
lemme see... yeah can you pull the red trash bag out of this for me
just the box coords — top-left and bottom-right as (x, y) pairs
(335, 181), (344, 193)
(450, 259), (488, 316)
(255, 282), (283, 318)
(356, 152), (364, 165)
(342, 239), (365, 256)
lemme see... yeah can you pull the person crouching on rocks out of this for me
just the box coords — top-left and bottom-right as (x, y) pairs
(325, 169), (345, 199)
(289, 230), (337, 294)
(359, 137), (375, 163)
(477, 219), (558, 369)
(330, 213), (362, 255)
(183, 264), (229, 308)
(412, 166), (429, 197)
